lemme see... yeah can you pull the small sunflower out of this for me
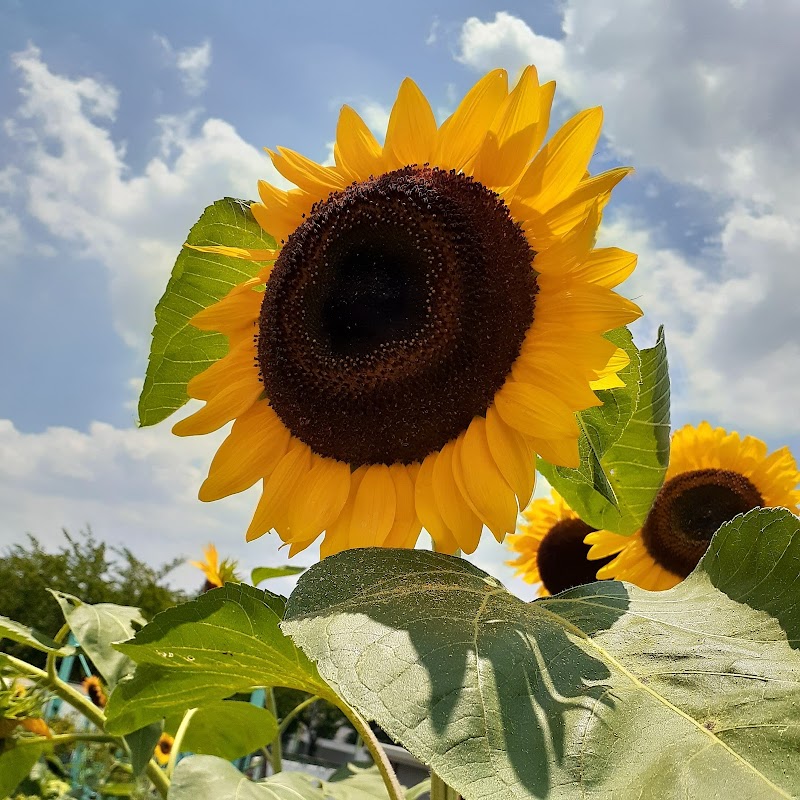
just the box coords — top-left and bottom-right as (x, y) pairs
(586, 422), (800, 590)
(82, 675), (107, 708)
(175, 66), (641, 557)
(154, 733), (175, 766)
(189, 543), (240, 591)
(506, 491), (613, 596)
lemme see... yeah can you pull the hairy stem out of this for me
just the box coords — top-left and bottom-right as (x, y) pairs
(430, 771), (462, 800)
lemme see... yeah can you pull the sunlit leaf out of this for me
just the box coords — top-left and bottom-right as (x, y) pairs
(0, 616), (73, 656)
(540, 326), (670, 534)
(104, 583), (337, 736)
(138, 197), (274, 427)
(251, 565), (306, 585)
(284, 508), (800, 800)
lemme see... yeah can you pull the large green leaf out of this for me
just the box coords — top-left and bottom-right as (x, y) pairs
(0, 616), (73, 656)
(138, 197), (274, 427)
(180, 700), (277, 760)
(0, 744), (44, 799)
(283, 508), (800, 800)
(169, 756), (423, 799)
(539, 326), (670, 534)
(104, 584), (337, 736)
(52, 592), (146, 688)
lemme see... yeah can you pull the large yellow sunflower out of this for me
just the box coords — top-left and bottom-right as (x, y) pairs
(586, 421), (800, 590)
(174, 66), (641, 557)
(507, 491), (612, 596)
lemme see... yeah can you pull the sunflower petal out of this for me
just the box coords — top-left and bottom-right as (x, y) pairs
(336, 105), (383, 178)
(185, 244), (280, 262)
(350, 464), (396, 547)
(529, 436), (581, 469)
(495, 381), (580, 440)
(415, 452), (459, 554)
(485, 407), (536, 507)
(172, 376), (262, 436)
(384, 464), (422, 548)
(269, 146), (348, 194)
(287, 459), (352, 543)
(384, 78), (437, 168)
(432, 440), (483, 554)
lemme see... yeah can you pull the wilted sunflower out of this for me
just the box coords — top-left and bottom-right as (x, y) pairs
(506, 491), (613, 596)
(189, 543), (240, 591)
(82, 675), (107, 708)
(586, 422), (800, 590)
(154, 733), (175, 766)
(175, 66), (641, 556)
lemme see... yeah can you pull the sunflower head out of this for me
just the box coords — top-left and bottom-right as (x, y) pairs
(82, 675), (107, 708)
(507, 491), (613, 596)
(173, 66), (641, 558)
(154, 733), (174, 766)
(189, 543), (240, 591)
(586, 422), (800, 590)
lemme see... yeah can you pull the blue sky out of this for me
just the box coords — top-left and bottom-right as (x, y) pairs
(1, 0), (798, 595)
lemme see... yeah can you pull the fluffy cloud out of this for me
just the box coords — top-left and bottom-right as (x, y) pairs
(155, 35), (213, 97)
(456, 6), (800, 434)
(6, 44), (285, 350)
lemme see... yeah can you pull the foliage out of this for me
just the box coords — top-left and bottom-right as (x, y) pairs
(0, 529), (187, 668)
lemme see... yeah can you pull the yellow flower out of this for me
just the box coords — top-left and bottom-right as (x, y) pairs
(506, 491), (612, 596)
(154, 733), (174, 766)
(175, 66), (641, 557)
(189, 543), (239, 590)
(82, 675), (107, 708)
(586, 422), (800, 590)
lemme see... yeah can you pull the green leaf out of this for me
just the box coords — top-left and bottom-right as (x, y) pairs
(138, 197), (274, 427)
(169, 756), (328, 799)
(250, 565), (306, 585)
(104, 584), (337, 736)
(0, 616), (73, 656)
(0, 744), (44, 799)
(539, 326), (670, 534)
(51, 591), (146, 688)
(124, 721), (163, 778)
(284, 508), (800, 800)
(181, 701), (277, 760)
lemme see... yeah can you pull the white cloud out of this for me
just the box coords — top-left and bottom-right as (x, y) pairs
(455, 7), (800, 434)
(359, 101), (391, 140)
(6, 44), (286, 350)
(0, 207), (24, 267)
(155, 35), (212, 97)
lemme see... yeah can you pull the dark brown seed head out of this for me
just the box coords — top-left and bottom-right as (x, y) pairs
(258, 166), (537, 466)
(641, 468), (764, 576)
(536, 517), (608, 595)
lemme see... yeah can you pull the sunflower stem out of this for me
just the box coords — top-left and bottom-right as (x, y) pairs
(430, 771), (461, 800)
(266, 687), (282, 774)
(167, 706), (197, 778)
(331, 698), (404, 800)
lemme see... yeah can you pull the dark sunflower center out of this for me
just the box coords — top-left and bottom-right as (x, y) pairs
(641, 468), (764, 577)
(258, 166), (537, 466)
(536, 518), (608, 595)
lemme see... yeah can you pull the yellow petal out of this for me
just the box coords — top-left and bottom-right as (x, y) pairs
(172, 377), (262, 437)
(384, 78), (437, 168)
(529, 436), (580, 468)
(512, 352), (603, 411)
(432, 440), (483, 554)
(246, 445), (312, 542)
(286, 459), (352, 543)
(472, 65), (542, 189)
(436, 69), (508, 171)
(384, 464), (422, 549)
(415, 451), (459, 553)
(335, 105), (383, 179)
(517, 107), (604, 213)
(269, 146), (349, 194)
(569, 247), (638, 289)
(528, 80), (555, 158)
(485, 406), (536, 507)
(460, 418), (518, 542)
(494, 381), (580, 440)
(535, 282), (643, 331)
(350, 464), (396, 547)
(186, 339), (257, 400)
(185, 244), (280, 262)
(190, 282), (263, 334)
(585, 530), (633, 560)
(200, 402), (291, 501)
(321, 467), (367, 557)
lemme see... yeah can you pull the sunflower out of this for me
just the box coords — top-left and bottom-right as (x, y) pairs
(154, 733), (175, 766)
(506, 491), (613, 596)
(585, 422), (800, 590)
(189, 543), (240, 591)
(82, 675), (107, 708)
(174, 65), (641, 557)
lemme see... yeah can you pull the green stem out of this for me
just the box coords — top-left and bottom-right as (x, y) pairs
(6, 655), (169, 800)
(167, 706), (197, 778)
(13, 732), (115, 748)
(430, 771), (461, 800)
(46, 623), (71, 687)
(332, 699), (404, 800)
(276, 694), (319, 738)
(265, 687), (282, 774)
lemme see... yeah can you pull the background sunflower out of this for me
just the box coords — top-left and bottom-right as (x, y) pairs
(586, 421), (800, 590)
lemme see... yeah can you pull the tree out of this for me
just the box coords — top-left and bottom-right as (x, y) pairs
(0, 528), (188, 668)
